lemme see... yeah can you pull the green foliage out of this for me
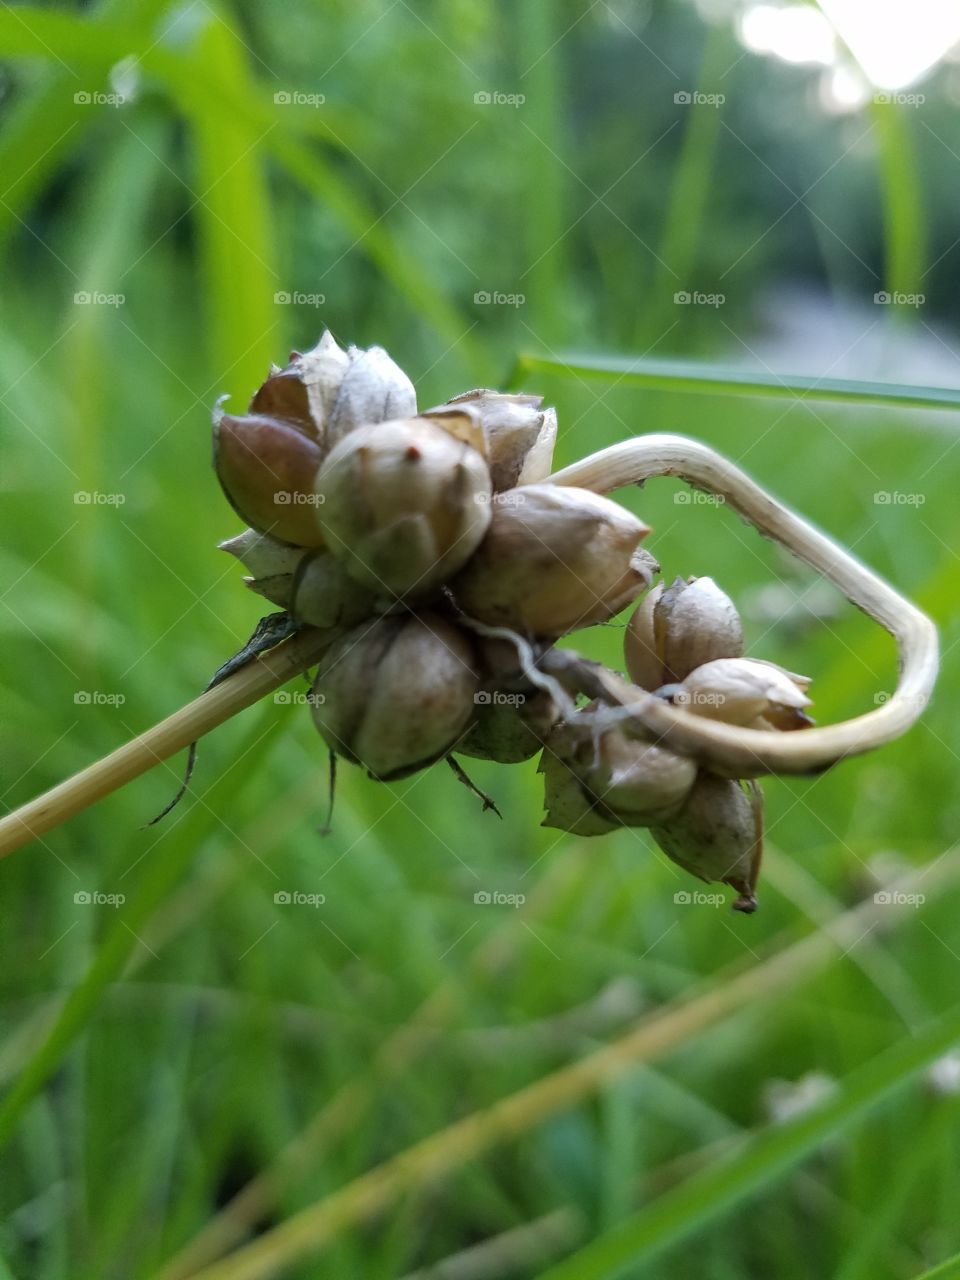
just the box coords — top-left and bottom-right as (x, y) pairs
(1, 2), (959, 1278)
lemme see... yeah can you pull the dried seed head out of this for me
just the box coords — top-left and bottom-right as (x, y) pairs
(650, 771), (762, 910)
(427, 389), (558, 490)
(310, 612), (478, 779)
(452, 485), (653, 637)
(458, 689), (558, 764)
(672, 657), (813, 729)
(625, 575), (743, 690)
(249, 331), (415, 449)
(212, 406), (325, 547)
(290, 550), (378, 629)
(315, 416), (492, 599)
(540, 717), (696, 829)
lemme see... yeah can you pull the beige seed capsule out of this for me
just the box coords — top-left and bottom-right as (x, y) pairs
(453, 485), (653, 637)
(625, 575), (743, 690)
(539, 748), (619, 837)
(310, 612), (478, 779)
(250, 330), (416, 449)
(314, 416), (493, 600)
(426, 389), (558, 491)
(540, 717), (696, 828)
(650, 771), (763, 911)
(219, 528), (307, 607)
(289, 551), (378, 630)
(675, 657), (813, 729)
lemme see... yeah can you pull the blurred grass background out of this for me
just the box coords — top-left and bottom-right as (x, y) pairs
(1, 1), (960, 1278)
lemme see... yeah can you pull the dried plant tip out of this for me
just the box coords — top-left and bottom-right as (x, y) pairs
(213, 406), (326, 547)
(458, 689), (558, 763)
(249, 331), (416, 450)
(625, 575), (743, 691)
(219, 528), (306, 579)
(650, 771), (763, 908)
(672, 657), (813, 729)
(310, 612), (479, 779)
(289, 551), (377, 629)
(428, 389), (558, 490)
(315, 417), (492, 599)
(452, 485), (651, 637)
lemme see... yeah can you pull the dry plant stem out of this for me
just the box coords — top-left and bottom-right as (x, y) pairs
(0, 629), (333, 860)
(547, 434), (938, 778)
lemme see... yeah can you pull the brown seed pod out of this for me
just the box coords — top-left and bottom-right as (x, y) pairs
(649, 771), (763, 911)
(213, 408), (326, 547)
(315, 416), (492, 600)
(310, 612), (479, 779)
(452, 485), (653, 637)
(625, 575), (743, 690)
(250, 330), (416, 448)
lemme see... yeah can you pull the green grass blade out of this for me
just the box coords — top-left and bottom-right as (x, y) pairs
(909, 1252), (960, 1280)
(871, 98), (926, 303)
(511, 351), (960, 411)
(537, 1000), (960, 1280)
(0, 704), (285, 1154)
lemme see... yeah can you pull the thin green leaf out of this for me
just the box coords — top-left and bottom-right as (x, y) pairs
(537, 1001), (960, 1280)
(511, 352), (960, 411)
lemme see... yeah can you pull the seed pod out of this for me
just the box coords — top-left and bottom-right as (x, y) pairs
(541, 717), (696, 827)
(310, 612), (478, 779)
(213, 406), (325, 546)
(625, 575), (743, 690)
(315, 416), (492, 599)
(458, 689), (558, 763)
(290, 551), (378, 629)
(539, 749), (618, 837)
(673, 657), (813, 729)
(427, 389), (558, 490)
(452, 485), (652, 637)
(650, 771), (763, 911)
(250, 331), (416, 448)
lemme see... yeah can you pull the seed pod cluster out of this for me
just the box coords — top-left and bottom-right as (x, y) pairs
(213, 334), (817, 913)
(535, 573), (814, 911)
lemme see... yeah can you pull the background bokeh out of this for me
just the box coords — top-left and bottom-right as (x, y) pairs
(1, 2), (960, 1278)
